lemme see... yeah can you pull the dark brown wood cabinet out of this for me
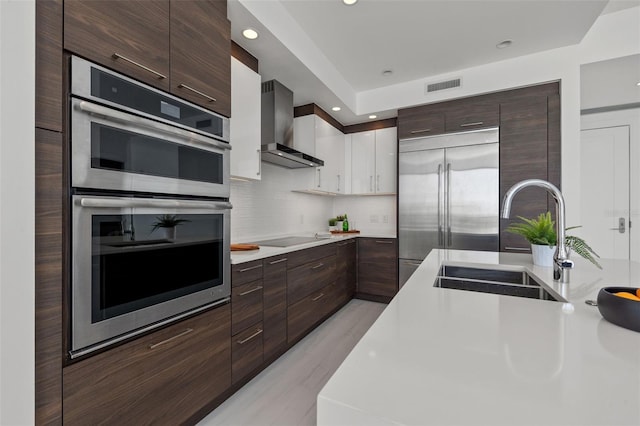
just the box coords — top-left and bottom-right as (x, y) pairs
(263, 255), (288, 360)
(287, 285), (332, 344)
(170, 0), (231, 116)
(336, 239), (357, 298)
(357, 238), (398, 300)
(444, 100), (499, 132)
(36, 0), (63, 132)
(287, 254), (337, 305)
(64, 0), (171, 91)
(64, 0), (231, 116)
(231, 281), (263, 336)
(398, 107), (445, 140)
(63, 305), (231, 425)
(232, 323), (264, 385)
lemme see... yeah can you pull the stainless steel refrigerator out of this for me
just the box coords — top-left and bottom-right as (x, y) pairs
(399, 128), (499, 287)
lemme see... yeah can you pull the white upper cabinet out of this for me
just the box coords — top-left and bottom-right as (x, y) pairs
(230, 57), (261, 180)
(350, 127), (397, 194)
(375, 127), (397, 194)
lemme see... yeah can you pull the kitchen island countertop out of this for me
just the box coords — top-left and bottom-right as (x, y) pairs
(317, 249), (640, 426)
(231, 232), (396, 264)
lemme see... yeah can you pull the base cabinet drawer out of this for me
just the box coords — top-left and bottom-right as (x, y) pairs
(231, 280), (263, 335)
(232, 323), (264, 384)
(63, 305), (231, 425)
(287, 255), (336, 305)
(287, 287), (331, 344)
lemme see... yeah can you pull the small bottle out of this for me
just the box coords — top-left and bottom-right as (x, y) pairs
(343, 214), (349, 232)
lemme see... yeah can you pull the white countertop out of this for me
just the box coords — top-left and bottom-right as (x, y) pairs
(231, 232), (396, 264)
(317, 249), (640, 426)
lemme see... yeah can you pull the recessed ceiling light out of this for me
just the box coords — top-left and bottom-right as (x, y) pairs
(332, 106), (341, 111)
(382, 70), (393, 76)
(343, 0), (358, 5)
(242, 28), (259, 40)
(369, 115), (377, 119)
(637, 82), (640, 86)
(496, 40), (512, 49)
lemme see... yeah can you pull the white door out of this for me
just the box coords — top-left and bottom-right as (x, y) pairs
(580, 126), (630, 259)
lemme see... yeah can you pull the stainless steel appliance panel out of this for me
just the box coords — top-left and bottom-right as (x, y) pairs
(445, 143), (499, 251)
(399, 148), (445, 260)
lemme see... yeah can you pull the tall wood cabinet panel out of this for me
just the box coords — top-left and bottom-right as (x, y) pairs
(35, 129), (63, 424)
(63, 305), (231, 425)
(64, 0), (171, 91)
(357, 238), (398, 300)
(336, 239), (357, 298)
(499, 95), (550, 252)
(36, 0), (63, 132)
(170, 0), (231, 116)
(263, 255), (288, 360)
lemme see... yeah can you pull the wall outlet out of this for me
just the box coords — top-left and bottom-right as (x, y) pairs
(370, 214), (379, 223)
(382, 215), (389, 223)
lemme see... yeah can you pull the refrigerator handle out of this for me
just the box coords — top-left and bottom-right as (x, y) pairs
(447, 163), (452, 246)
(437, 164), (443, 246)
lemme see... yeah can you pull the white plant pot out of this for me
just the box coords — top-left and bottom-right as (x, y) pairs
(163, 227), (176, 240)
(335, 221), (343, 231)
(531, 244), (555, 267)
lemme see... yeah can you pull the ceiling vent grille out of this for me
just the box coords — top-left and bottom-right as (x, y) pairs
(425, 78), (462, 95)
(262, 80), (274, 94)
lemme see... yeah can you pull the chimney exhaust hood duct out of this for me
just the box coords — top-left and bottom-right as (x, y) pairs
(261, 80), (324, 168)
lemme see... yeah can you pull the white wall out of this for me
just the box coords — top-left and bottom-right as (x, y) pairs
(332, 196), (396, 236)
(0, 0), (36, 424)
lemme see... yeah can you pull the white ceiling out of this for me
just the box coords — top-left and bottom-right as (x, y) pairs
(229, 0), (636, 125)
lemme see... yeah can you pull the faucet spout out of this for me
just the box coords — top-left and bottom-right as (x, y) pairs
(501, 179), (574, 283)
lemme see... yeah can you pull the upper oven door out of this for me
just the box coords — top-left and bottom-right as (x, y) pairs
(71, 195), (231, 356)
(71, 98), (230, 198)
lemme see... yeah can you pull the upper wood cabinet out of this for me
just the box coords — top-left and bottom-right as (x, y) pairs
(397, 107), (444, 140)
(64, 0), (171, 91)
(170, 0), (231, 116)
(64, 0), (231, 116)
(444, 100), (498, 132)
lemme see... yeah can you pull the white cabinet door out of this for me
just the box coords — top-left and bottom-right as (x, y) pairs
(230, 57), (261, 180)
(375, 127), (397, 193)
(350, 130), (376, 194)
(314, 117), (346, 193)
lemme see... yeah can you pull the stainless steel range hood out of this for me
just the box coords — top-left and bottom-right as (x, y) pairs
(261, 80), (324, 168)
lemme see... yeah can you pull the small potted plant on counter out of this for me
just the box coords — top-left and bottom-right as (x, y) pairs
(329, 218), (337, 231)
(506, 211), (601, 269)
(335, 215), (345, 231)
(151, 214), (190, 240)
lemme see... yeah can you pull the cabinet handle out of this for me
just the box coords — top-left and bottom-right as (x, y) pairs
(410, 128), (431, 134)
(460, 121), (484, 127)
(402, 260), (422, 266)
(312, 293), (325, 301)
(337, 174), (341, 192)
(268, 258), (287, 265)
(239, 285), (263, 296)
(337, 240), (353, 246)
(504, 246), (530, 251)
(236, 328), (263, 345)
(377, 175), (380, 192)
(311, 262), (324, 270)
(239, 264), (263, 272)
(177, 83), (217, 103)
(369, 176), (373, 192)
(317, 169), (321, 188)
(112, 53), (167, 79)
(375, 240), (393, 244)
(148, 328), (193, 350)
(257, 149), (261, 176)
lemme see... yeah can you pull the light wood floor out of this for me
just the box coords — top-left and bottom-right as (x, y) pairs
(198, 299), (386, 426)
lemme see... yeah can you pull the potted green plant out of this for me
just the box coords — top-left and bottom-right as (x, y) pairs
(151, 214), (190, 240)
(335, 215), (345, 231)
(506, 211), (601, 269)
(328, 218), (337, 231)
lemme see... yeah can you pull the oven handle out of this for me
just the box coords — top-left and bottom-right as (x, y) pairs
(75, 100), (231, 152)
(78, 197), (232, 211)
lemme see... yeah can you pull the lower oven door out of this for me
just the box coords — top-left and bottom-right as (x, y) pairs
(71, 195), (231, 357)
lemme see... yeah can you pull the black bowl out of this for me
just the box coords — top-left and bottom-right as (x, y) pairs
(597, 287), (640, 333)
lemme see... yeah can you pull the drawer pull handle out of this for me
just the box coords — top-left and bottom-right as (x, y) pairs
(148, 328), (193, 350)
(269, 258), (287, 265)
(460, 121), (484, 127)
(311, 263), (325, 270)
(403, 261), (422, 266)
(239, 264), (263, 272)
(178, 83), (217, 103)
(504, 246), (530, 251)
(312, 293), (325, 301)
(239, 285), (263, 296)
(375, 240), (393, 244)
(410, 128), (431, 134)
(237, 328), (263, 345)
(112, 53), (166, 79)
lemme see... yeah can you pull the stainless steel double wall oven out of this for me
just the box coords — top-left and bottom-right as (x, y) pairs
(69, 56), (232, 357)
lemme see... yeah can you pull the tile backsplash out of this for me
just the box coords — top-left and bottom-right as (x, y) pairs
(230, 163), (396, 242)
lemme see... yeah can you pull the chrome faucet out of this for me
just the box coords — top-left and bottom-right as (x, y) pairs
(501, 179), (574, 283)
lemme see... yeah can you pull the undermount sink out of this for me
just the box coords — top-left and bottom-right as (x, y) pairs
(434, 265), (565, 302)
